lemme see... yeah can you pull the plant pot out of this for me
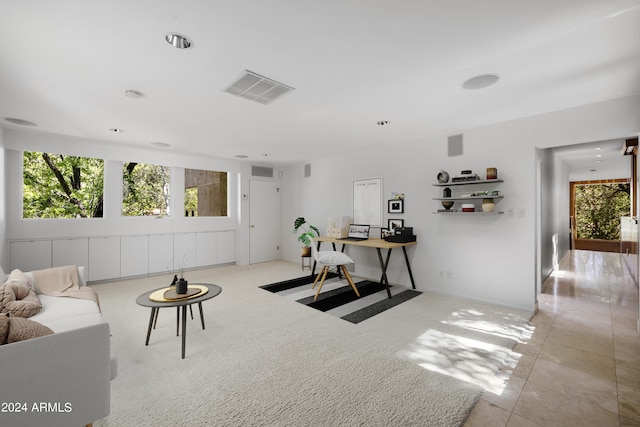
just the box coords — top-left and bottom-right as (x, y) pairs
(301, 247), (311, 257)
(176, 278), (188, 294)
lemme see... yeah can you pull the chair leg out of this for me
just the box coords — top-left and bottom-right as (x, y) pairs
(313, 266), (329, 300)
(341, 265), (360, 297)
(312, 265), (327, 289)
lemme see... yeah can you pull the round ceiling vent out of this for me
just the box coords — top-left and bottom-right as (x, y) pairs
(462, 74), (500, 90)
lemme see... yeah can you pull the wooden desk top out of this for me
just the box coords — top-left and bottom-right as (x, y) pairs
(316, 236), (416, 249)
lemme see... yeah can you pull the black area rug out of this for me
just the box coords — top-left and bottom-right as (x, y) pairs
(260, 273), (421, 324)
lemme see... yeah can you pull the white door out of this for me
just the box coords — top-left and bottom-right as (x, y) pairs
(249, 179), (279, 264)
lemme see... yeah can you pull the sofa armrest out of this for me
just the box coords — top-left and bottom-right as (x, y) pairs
(0, 322), (111, 427)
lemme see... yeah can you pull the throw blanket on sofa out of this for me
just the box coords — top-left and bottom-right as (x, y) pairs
(32, 265), (100, 309)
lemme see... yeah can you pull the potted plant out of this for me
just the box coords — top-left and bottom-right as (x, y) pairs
(293, 217), (320, 257)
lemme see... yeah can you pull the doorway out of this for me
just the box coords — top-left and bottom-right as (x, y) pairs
(249, 179), (279, 264)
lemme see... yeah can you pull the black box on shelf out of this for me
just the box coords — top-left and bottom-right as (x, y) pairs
(385, 235), (417, 243)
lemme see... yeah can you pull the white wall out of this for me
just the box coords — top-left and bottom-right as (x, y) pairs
(279, 95), (640, 312)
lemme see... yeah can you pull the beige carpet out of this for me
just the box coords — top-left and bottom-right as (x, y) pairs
(93, 261), (532, 426)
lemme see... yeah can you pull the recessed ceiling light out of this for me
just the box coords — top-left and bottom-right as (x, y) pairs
(110, 128), (124, 133)
(262, 154), (272, 157)
(124, 90), (144, 98)
(234, 154), (249, 159)
(165, 33), (193, 49)
(4, 117), (37, 126)
(150, 142), (170, 148)
(377, 120), (389, 126)
(462, 74), (500, 90)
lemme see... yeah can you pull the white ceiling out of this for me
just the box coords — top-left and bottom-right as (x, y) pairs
(0, 0), (639, 167)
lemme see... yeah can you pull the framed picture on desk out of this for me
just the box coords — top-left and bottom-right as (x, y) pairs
(388, 219), (404, 231)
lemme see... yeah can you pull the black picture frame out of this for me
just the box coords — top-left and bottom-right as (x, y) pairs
(388, 199), (404, 214)
(388, 219), (404, 231)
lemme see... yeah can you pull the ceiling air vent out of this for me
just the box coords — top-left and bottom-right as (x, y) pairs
(252, 165), (274, 178)
(223, 70), (294, 104)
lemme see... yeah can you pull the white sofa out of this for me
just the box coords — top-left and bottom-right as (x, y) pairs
(0, 266), (116, 427)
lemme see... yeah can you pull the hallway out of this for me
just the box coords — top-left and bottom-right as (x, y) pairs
(465, 250), (640, 426)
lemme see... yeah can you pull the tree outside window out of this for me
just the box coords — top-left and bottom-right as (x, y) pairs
(23, 151), (104, 218)
(122, 162), (171, 216)
(574, 182), (630, 240)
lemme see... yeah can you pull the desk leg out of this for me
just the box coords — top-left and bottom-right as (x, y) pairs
(402, 246), (416, 289)
(145, 308), (156, 345)
(181, 305), (187, 359)
(376, 248), (393, 299)
(176, 307), (180, 336)
(153, 307), (159, 329)
(198, 302), (205, 329)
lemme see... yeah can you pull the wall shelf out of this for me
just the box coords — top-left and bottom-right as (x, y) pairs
(433, 179), (503, 187)
(433, 177), (504, 214)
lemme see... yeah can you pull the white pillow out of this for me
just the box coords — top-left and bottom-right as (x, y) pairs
(317, 251), (354, 265)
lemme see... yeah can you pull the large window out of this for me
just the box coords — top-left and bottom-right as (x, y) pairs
(574, 182), (630, 240)
(23, 151), (104, 218)
(122, 162), (171, 216)
(184, 169), (227, 217)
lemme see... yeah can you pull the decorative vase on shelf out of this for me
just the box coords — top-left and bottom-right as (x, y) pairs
(482, 198), (495, 212)
(443, 187), (451, 198)
(176, 277), (188, 294)
(437, 170), (450, 184)
(441, 200), (454, 211)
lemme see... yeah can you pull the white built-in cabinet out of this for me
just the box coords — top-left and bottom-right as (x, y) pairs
(148, 234), (174, 274)
(120, 235), (149, 278)
(196, 232), (217, 267)
(9, 230), (235, 282)
(89, 237), (121, 282)
(216, 230), (235, 264)
(174, 233), (197, 271)
(53, 238), (89, 269)
(10, 240), (51, 273)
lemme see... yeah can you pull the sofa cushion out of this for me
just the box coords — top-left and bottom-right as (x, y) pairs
(7, 316), (54, 344)
(30, 295), (103, 333)
(0, 270), (42, 317)
(0, 313), (9, 344)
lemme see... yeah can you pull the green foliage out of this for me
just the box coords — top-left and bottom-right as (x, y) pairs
(575, 183), (630, 240)
(122, 163), (171, 216)
(23, 151), (104, 218)
(184, 187), (198, 216)
(293, 217), (319, 247)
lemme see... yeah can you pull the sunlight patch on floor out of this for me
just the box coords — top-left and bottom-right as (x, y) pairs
(397, 329), (521, 394)
(441, 308), (534, 344)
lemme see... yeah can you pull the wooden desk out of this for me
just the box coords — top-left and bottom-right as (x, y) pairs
(314, 237), (416, 299)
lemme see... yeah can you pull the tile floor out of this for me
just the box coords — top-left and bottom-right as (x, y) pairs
(464, 250), (640, 427)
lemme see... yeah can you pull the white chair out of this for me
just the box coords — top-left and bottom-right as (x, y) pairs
(310, 239), (361, 301)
